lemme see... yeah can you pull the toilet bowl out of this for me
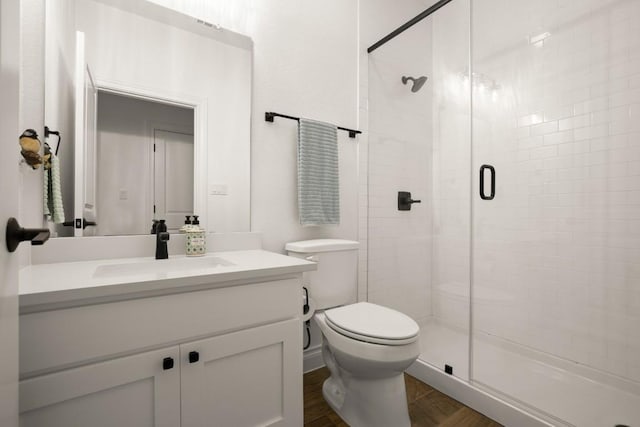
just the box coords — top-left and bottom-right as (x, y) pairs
(315, 305), (419, 427)
(286, 239), (420, 427)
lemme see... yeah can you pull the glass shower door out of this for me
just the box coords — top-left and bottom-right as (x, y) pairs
(366, 0), (471, 381)
(425, 0), (471, 380)
(367, 13), (439, 369)
(471, 0), (640, 425)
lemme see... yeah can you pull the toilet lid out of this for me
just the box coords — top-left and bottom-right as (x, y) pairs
(324, 302), (419, 345)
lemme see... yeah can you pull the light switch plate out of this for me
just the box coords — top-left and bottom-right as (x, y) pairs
(209, 184), (228, 195)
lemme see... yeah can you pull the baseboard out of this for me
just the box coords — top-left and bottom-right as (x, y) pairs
(303, 345), (324, 373)
(406, 360), (556, 427)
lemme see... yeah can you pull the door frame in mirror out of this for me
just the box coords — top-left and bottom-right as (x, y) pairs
(92, 78), (208, 233)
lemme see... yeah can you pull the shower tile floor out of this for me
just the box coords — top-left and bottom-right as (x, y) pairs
(419, 320), (640, 427)
(303, 367), (501, 426)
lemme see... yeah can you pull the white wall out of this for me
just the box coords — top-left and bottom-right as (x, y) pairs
(248, 1), (360, 254)
(96, 93), (194, 235)
(147, 0), (360, 253)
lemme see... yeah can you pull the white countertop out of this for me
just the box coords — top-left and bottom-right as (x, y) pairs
(20, 250), (316, 313)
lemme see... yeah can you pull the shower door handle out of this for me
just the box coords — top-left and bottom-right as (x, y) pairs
(479, 165), (495, 200)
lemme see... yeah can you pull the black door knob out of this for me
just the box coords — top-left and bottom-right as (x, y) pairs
(6, 217), (50, 252)
(162, 357), (174, 370)
(188, 351), (199, 363)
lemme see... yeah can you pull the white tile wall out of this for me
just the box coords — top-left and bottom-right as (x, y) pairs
(365, 0), (640, 390)
(430, 0), (471, 338)
(472, 0), (640, 383)
(362, 0), (437, 324)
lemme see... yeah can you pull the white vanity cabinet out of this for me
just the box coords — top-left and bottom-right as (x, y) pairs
(181, 319), (300, 427)
(19, 274), (305, 427)
(20, 345), (181, 427)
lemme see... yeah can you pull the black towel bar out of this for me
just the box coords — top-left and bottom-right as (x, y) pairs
(265, 112), (361, 139)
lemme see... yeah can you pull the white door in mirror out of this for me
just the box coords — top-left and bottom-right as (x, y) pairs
(73, 31), (98, 237)
(154, 129), (194, 232)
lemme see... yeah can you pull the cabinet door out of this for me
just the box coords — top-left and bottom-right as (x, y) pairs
(20, 346), (180, 427)
(181, 319), (302, 427)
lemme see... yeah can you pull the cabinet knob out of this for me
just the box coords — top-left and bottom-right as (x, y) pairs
(163, 357), (174, 370)
(188, 351), (199, 363)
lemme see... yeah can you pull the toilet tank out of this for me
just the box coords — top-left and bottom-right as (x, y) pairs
(286, 239), (359, 310)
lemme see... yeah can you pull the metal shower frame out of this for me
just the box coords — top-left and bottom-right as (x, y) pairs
(367, 0), (455, 53)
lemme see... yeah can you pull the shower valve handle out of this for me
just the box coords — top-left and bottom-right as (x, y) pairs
(398, 191), (421, 211)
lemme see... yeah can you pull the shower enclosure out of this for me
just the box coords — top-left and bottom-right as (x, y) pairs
(366, 0), (640, 425)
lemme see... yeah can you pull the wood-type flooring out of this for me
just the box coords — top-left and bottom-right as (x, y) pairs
(304, 367), (502, 427)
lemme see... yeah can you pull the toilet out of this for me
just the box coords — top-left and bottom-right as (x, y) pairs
(286, 239), (420, 427)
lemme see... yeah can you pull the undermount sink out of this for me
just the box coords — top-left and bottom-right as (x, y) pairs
(93, 256), (235, 278)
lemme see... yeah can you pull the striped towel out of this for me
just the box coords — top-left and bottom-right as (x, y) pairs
(297, 118), (340, 226)
(43, 150), (65, 224)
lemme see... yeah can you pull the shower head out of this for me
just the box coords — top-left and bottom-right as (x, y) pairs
(402, 75), (428, 92)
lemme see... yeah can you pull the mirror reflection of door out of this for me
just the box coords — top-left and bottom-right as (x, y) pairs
(96, 92), (194, 236)
(74, 31), (98, 237)
(153, 129), (194, 233)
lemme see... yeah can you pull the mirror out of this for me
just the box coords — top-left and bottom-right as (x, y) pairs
(96, 92), (195, 235)
(44, 0), (252, 237)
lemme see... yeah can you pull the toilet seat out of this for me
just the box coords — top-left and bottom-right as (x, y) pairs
(324, 302), (419, 346)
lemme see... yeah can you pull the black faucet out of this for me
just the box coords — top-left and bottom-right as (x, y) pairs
(154, 219), (170, 259)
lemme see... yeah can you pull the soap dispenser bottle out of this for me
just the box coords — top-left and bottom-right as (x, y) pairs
(179, 216), (192, 233)
(186, 215), (206, 256)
